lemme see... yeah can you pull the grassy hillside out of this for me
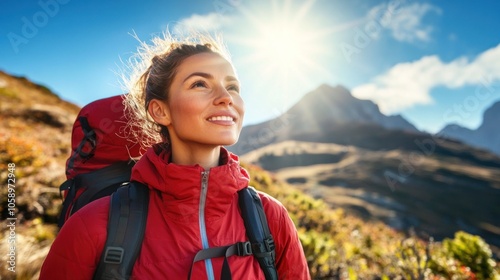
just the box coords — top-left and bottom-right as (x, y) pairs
(241, 140), (500, 259)
(0, 71), (79, 279)
(0, 71), (498, 279)
(0, 71), (79, 223)
(244, 163), (499, 279)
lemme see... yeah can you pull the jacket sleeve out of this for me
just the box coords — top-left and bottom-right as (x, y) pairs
(260, 193), (311, 280)
(39, 197), (109, 280)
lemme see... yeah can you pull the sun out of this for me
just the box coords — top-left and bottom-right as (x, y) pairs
(228, 0), (332, 102)
(252, 18), (317, 74)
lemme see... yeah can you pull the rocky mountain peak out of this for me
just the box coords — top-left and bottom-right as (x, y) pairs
(285, 84), (418, 132)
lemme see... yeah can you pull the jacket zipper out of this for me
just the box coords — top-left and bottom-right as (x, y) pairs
(199, 170), (215, 280)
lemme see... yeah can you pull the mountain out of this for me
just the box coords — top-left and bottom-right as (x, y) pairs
(230, 84), (419, 155)
(231, 84), (500, 256)
(241, 140), (500, 254)
(440, 101), (500, 156)
(285, 84), (418, 132)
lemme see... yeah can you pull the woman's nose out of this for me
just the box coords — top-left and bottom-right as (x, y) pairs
(214, 86), (233, 105)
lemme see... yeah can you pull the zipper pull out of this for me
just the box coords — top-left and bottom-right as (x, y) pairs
(201, 171), (209, 188)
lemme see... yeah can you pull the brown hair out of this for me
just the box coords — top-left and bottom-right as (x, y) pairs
(122, 32), (232, 149)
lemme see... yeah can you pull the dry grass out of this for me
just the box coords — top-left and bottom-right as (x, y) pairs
(0, 222), (57, 280)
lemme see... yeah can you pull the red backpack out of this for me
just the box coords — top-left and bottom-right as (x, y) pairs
(58, 94), (143, 227)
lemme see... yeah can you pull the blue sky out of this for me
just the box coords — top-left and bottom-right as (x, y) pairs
(1, 0), (500, 133)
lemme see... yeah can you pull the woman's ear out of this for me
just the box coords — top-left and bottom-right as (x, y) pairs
(148, 99), (171, 126)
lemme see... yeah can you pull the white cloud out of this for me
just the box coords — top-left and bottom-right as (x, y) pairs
(352, 43), (500, 113)
(368, 2), (441, 43)
(173, 13), (232, 34)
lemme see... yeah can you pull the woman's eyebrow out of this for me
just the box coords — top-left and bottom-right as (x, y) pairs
(183, 72), (213, 83)
(225, 75), (239, 82)
(183, 72), (239, 83)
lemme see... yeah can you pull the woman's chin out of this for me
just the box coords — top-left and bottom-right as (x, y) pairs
(208, 134), (239, 147)
(216, 139), (238, 147)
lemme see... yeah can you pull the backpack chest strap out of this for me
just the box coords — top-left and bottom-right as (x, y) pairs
(187, 241), (253, 280)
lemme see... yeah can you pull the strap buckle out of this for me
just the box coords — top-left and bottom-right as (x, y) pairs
(264, 237), (275, 252)
(103, 246), (124, 264)
(237, 241), (253, 256)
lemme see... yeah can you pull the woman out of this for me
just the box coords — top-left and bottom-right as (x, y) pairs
(40, 33), (310, 279)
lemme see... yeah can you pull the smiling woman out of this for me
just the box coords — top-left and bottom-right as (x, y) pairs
(39, 31), (311, 280)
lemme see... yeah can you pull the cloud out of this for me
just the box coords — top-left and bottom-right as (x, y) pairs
(173, 13), (232, 34)
(352, 43), (500, 113)
(367, 2), (441, 43)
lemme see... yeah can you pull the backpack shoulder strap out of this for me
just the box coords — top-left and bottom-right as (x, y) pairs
(93, 181), (149, 280)
(238, 187), (278, 280)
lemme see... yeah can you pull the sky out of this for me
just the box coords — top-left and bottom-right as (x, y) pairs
(1, 0), (500, 133)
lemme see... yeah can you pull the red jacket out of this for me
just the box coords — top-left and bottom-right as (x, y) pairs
(40, 145), (310, 279)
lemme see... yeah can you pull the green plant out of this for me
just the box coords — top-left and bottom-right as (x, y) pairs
(442, 231), (499, 280)
(396, 237), (431, 280)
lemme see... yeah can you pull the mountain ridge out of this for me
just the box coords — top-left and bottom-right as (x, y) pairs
(440, 101), (500, 156)
(231, 84), (420, 155)
(286, 84), (419, 131)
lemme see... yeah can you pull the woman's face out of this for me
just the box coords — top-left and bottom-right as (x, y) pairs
(161, 52), (244, 148)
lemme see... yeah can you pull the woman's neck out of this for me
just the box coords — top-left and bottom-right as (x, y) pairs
(169, 142), (221, 170)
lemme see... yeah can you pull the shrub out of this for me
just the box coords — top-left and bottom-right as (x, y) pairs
(442, 231), (499, 280)
(0, 135), (45, 169)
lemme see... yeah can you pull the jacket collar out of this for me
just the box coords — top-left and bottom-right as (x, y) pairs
(131, 144), (250, 220)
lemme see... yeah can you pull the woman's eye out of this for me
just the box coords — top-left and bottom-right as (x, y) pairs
(191, 81), (207, 88)
(227, 85), (240, 93)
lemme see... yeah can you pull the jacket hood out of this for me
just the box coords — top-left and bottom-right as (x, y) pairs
(131, 144), (250, 221)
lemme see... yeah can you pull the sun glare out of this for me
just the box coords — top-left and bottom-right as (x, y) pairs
(222, 0), (343, 120)
(255, 19), (311, 69)
(228, 0), (334, 100)
(253, 21), (324, 75)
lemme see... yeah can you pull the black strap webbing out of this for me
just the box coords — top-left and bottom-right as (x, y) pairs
(187, 242), (252, 280)
(57, 179), (76, 228)
(66, 116), (96, 174)
(93, 182), (149, 280)
(238, 187), (278, 280)
(58, 161), (135, 228)
(71, 161), (135, 214)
